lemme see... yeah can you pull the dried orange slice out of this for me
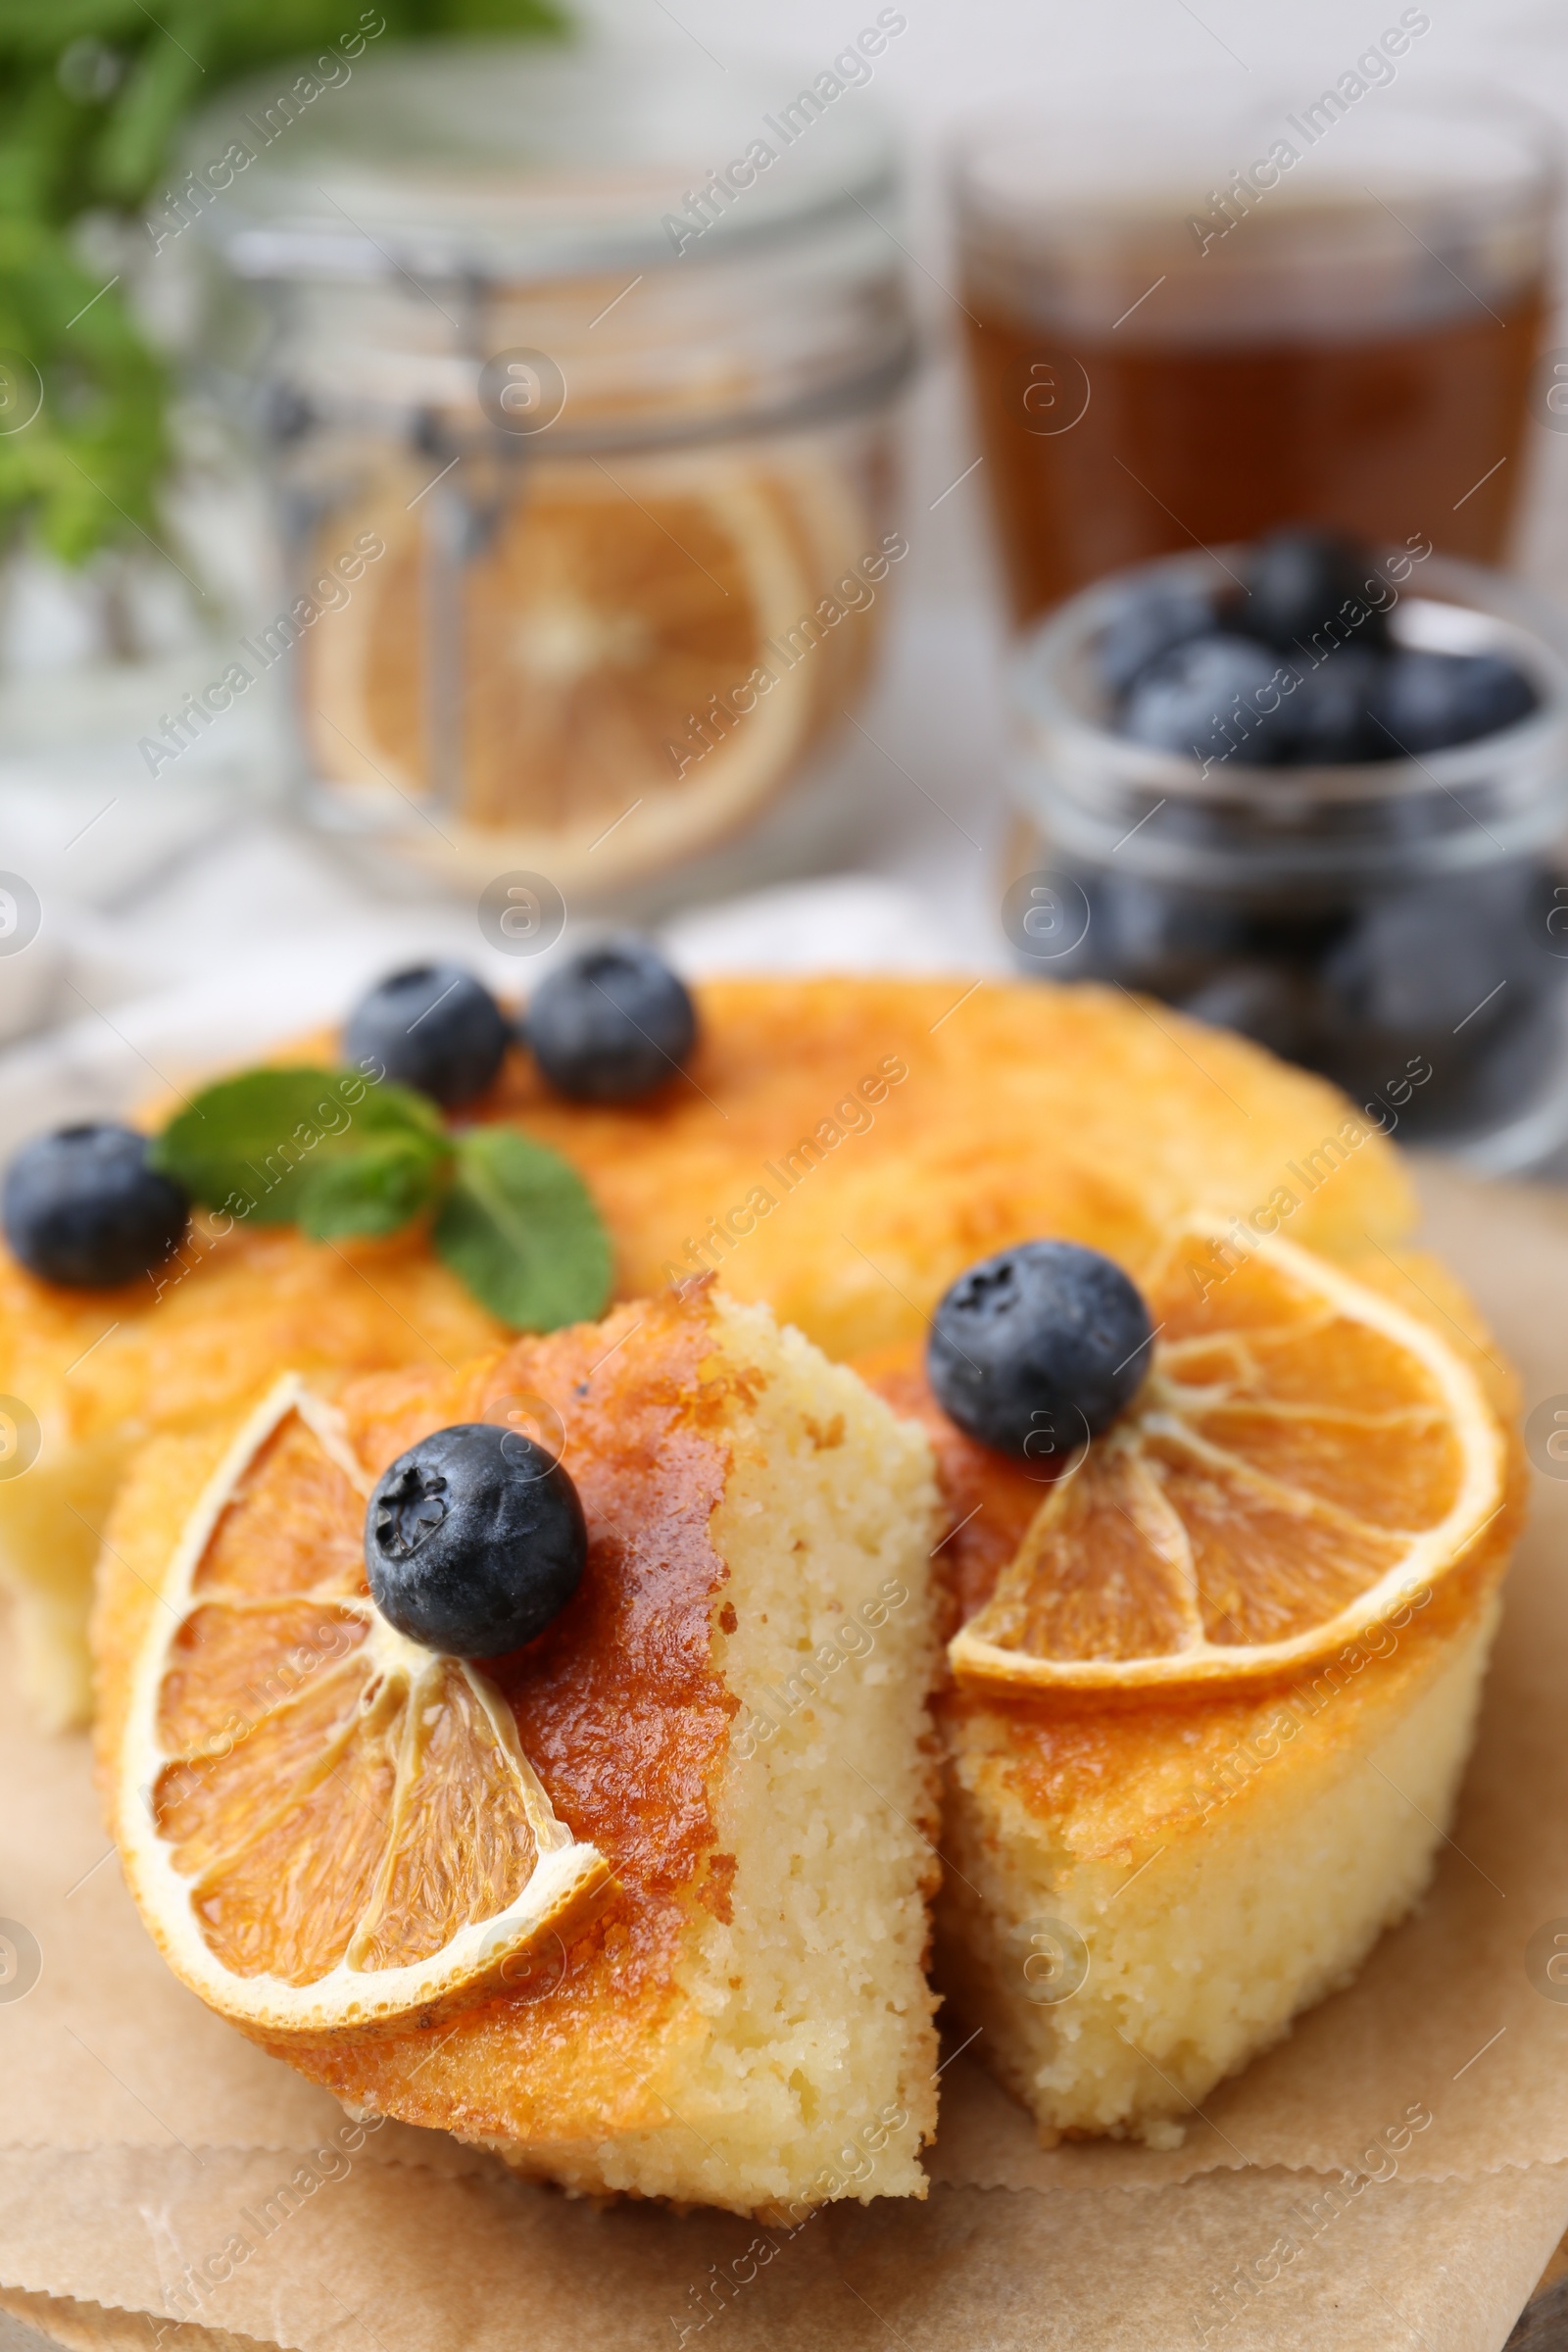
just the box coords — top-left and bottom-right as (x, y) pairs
(305, 455), (820, 892)
(112, 1374), (611, 2036)
(949, 1223), (1509, 1695)
(757, 452), (885, 744)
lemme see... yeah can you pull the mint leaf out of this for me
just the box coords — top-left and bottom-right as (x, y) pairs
(297, 1132), (449, 1242)
(434, 1127), (612, 1332)
(153, 1069), (612, 1320)
(153, 1067), (445, 1228)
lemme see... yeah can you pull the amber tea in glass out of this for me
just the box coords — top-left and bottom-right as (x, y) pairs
(956, 85), (1557, 623)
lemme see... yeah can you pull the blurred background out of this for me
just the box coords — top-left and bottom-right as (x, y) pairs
(6, 0), (1568, 1166)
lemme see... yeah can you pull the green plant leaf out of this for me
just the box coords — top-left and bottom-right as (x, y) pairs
(151, 1065), (445, 1226)
(0, 0), (572, 565)
(296, 1130), (447, 1240)
(434, 1125), (612, 1332)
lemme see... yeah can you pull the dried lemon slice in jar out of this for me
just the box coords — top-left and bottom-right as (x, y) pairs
(112, 1375), (611, 2037)
(305, 455), (821, 894)
(755, 450), (886, 752)
(949, 1223), (1511, 1696)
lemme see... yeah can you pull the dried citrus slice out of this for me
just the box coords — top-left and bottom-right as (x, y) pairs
(305, 455), (818, 892)
(756, 453), (885, 746)
(949, 1222), (1509, 1694)
(112, 1374), (611, 2036)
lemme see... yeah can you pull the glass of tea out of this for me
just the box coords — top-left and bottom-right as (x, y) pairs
(956, 77), (1558, 624)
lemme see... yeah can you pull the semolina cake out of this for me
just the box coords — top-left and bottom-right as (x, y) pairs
(3, 975), (1414, 1723)
(92, 1285), (944, 2213)
(18, 959), (1527, 2153)
(867, 1228), (1522, 2144)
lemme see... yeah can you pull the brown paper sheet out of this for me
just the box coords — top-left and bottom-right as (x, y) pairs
(5, 1161), (1568, 2350)
(2, 2148), (1567, 2352)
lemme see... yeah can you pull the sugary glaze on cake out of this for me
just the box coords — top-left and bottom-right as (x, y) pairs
(93, 1293), (738, 2097)
(6, 976), (1417, 1724)
(485, 976), (1416, 1351)
(94, 1287), (944, 2211)
(5, 975), (1417, 1416)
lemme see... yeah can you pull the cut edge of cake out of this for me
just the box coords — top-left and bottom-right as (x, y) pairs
(933, 1584), (1502, 2147)
(490, 1293), (946, 2212)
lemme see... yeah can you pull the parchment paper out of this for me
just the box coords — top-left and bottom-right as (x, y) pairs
(4, 1161), (1568, 2351)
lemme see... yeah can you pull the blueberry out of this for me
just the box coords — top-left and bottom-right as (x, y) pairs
(365, 1422), (586, 1657)
(1180, 962), (1324, 1060)
(1370, 650), (1538, 756)
(1119, 636), (1294, 765)
(1322, 873), (1521, 1036)
(1096, 871), (1250, 977)
(927, 1240), (1153, 1462)
(527, 936), (697, 1103)
(3, 1123), (188, 1289)
(1097, 583), (1215, 700)
(1231, 527), (1389, 655)
(343, 964), (510, 1108)
(1283, 646), (1386, 765)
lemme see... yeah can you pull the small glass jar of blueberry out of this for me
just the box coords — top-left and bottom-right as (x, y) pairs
(1005, 529), (1568, 1165)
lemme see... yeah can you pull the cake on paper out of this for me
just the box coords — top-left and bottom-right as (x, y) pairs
(0, 951), (1523, 2168)
(92, 1286), (942, 2215)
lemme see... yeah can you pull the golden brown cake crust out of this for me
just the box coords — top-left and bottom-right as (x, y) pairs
(489, 976), (1418, 1354)
(0, 1221), (506, 1446)
(938, 1540), (1513, 1870)
(861, 1234), (1527, 1871)
(8, 974), (1426, 1730)
(94, 1290), (754, 2147)
(6, 974), (1420, 1412)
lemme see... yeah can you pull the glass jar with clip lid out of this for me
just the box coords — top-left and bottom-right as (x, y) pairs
(183, 40), (917, 911)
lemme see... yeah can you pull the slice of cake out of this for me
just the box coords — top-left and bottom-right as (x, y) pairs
(866, 1230), (1522, 2144)
(92, 1285), (943, 2215)
(934, 1572), (1503, 2144)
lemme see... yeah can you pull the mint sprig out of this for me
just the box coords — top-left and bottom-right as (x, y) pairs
(436, 1127), (612, 1336)
(151, 1067), (444, 1229)
(150, 1064), (612, 1332)
(297, 1130), (449, 1241)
